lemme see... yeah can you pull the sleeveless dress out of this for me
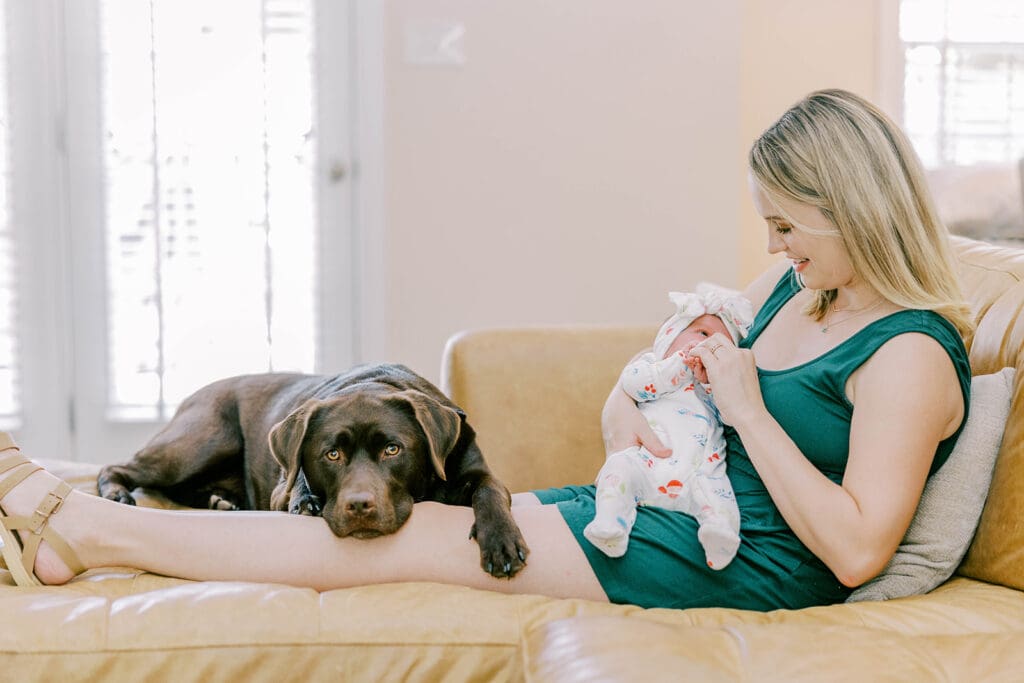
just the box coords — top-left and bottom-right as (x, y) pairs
(534, 270), (971, 610)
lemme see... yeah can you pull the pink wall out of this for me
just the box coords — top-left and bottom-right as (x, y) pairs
(370, 0), (881, 381)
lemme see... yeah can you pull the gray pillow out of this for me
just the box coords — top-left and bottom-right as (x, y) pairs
(846, 367), (1016, 602)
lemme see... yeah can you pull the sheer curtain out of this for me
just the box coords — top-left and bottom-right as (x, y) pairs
(901, 0), (1024, 167)
(101, 0), (318, 420)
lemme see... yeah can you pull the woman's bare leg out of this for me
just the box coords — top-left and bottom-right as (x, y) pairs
(511, 492), (542, 505)
(2, 464), (607, 601)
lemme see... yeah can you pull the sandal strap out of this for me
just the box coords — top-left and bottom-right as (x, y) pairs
(0, 459), (86, 582)
(27, 481), (71, 533)
(0, 457), (41, 500)
(0, 451), (30, 474)
(2, 480), (85, 579)
(0, 431), (19, 452)
(41, 527), (85, 576)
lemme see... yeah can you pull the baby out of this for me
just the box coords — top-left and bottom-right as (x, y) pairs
(584, 283), (753, 569)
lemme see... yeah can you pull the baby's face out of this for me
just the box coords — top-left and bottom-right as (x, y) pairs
(664, 314), (733, 384)
(663, 314), (732, 358)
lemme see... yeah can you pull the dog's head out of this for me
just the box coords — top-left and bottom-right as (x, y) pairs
(267, 383), (465, 538)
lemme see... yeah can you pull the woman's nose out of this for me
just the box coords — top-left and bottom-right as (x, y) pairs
(767, 229), (785, 254)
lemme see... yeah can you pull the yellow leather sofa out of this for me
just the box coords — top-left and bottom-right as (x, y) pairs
(2, 236), (1022, 681)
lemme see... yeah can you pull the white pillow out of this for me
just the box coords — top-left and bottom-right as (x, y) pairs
(846, 367), (1015, 602)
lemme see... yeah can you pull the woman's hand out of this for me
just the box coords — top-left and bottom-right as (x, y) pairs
(601, 382), (672, 458)
(687, 333), (768, 428)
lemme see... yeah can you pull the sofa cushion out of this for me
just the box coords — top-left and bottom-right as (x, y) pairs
(847, 368), (1015, 602)
(524, 616), (1024, 683)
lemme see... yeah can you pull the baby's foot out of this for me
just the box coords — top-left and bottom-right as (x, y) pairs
(698, 523), (740, 570)
(0, 461), (86, 585)
(584, 517), (629, 558)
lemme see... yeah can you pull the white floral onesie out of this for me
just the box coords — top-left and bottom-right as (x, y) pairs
(584, 284), (750, 569)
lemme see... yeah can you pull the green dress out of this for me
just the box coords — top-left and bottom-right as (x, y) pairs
(534, 270), (971, 610)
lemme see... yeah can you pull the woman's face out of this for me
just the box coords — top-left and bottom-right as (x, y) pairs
(748, 175), (858, 291)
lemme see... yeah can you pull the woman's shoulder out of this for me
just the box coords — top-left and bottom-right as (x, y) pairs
(870, 309), (966, 356)
(854, 309), (971, 412)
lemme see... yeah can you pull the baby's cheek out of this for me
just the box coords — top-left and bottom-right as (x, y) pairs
(663, 338), (688, 359)
(673, 338), (700, 356)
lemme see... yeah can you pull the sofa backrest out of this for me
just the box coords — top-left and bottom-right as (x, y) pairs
(441, 236), (1024, 592)
(950, 236), (1024, 591)
(442, 326), (653, 493)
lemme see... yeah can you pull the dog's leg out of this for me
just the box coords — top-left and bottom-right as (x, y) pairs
(97, 399), (244, 508)
(466, 475), (530, 578)
(182, 472), (248, 510)
(287, 471), (322, 516)
(96, 463), (143, 506)
(446, 445), (530, 579)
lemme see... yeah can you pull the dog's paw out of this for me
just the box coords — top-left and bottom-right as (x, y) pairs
(470, 518), (530, 579)
(101, 487), (138, 506)
(208, 494), (241, 511)
(289, 494), (322, 516)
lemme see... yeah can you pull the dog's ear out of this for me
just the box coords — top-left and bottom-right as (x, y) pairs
(268, 400), (318, 511)
(388, 389), (462, 481)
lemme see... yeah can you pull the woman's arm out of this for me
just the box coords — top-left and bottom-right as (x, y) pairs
(692, 332), (963, 587)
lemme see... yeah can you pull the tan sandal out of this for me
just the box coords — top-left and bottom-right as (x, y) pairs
(0, 434), (84, 586)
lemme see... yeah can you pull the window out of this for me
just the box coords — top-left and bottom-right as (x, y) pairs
(4, 1), (359, 461)
(101, 0), (318, 419)
(900, 0), (1024, 167)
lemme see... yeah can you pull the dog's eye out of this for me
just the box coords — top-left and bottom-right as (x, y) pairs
(325, 449), (341, 461)
(383, 443), (402, 458)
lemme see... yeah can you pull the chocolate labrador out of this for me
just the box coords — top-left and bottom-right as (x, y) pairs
(96, 364), (529, 578)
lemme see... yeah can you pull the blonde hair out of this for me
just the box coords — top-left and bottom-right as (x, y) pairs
(748, 89), (973, 339)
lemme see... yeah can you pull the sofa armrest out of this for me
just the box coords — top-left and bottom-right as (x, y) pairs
(441, 326), (654, 494)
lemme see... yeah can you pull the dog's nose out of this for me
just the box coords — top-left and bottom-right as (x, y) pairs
(343, 492), (376, 516)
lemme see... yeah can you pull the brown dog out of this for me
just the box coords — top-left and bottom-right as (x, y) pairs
(97, 364), (529, 578)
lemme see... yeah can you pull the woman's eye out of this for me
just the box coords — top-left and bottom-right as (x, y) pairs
(772, 222), (792, 235)
(383, 443), (402, 458)
(325, 449), (341, 461)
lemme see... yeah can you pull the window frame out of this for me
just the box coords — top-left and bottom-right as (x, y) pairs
(6, 0), (385, 463)
(881, 0), (1024, 168)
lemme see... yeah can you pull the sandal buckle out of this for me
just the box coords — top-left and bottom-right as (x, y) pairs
(29, 490), (66, 534)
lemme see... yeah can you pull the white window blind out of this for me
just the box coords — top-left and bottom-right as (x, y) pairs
(901, 0), (1024, 167)
(0, 0), (16, 426)
(100, 0), (318, 419)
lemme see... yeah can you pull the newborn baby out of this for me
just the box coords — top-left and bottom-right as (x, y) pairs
(584, 284), (753, 568)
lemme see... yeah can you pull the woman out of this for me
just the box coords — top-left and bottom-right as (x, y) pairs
(0, 89), (972, 611)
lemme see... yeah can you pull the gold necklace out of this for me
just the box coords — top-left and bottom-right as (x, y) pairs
(820, 298), (884, 334)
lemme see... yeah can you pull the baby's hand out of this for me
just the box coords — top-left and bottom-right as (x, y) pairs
(655, 351), (689, 387)
(679, 341), (709, 384)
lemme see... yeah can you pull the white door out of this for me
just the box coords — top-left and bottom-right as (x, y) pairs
(4, 0), (357, 464)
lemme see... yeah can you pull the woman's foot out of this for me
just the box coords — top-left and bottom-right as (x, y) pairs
(0, 452), (86, 585)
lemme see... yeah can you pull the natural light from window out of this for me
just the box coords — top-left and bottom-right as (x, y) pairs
(101, 0), (317, 420)
(901, 0), (1024, 167)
